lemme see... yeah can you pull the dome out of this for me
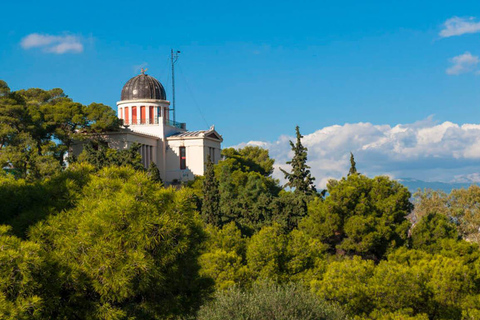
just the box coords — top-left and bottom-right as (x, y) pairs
(120, 72), (167, 101)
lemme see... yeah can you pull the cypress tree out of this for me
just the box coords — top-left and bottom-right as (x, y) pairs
(202, 155), (221, 226)
(280, 126), (316, 196)
(147, 161), (163, 185)
(348, 152), (357, 176)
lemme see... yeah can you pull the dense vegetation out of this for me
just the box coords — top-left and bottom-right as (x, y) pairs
(2, 82), (480, 319)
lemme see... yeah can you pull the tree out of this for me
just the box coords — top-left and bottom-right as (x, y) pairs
(199, 223), (250, 290)
(280, 126), (316, 196)
(311, 256), (375, 316)
(0, 163), (94, 237)
(0, 81), (121, 180)
(411, 212), (459, 252)
(246, 223), (288, 281)
(215, 147), (281, 234)
(301, 174), (412, 260)
(202, 155), (221, 226)
(0, 226), (45, 319)
(413, 186), (480, 244)
(29, 166), (211, 319)
(348, 152), (357, 176)
(147, 161), (162, 184)
(79, 141), (143, 170)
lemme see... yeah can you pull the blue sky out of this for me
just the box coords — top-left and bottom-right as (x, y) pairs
(2, 0), (480, 184)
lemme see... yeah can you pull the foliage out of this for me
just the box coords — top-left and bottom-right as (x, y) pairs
(413, 186), (480, 244)
(147, 161), (163, 184)
(411, 212), (459, 252)
(348, 152), (357, 176)
(28, 166), (211, 319)
(221, 146), (275, 177)
(301, 174), (412, 260)
(202, 155), (221, 226)
(246, 223), (289, 281)
(196, 280), (348, 320)
(199, 222), (250, 290)
(78, 140), (143, 170)
(0, 81), (120, 180)
(0, 226), (44, 319)
(280, 125), (317, 196)
(215, 147), (280, 234)
(0, 163), (94, 237)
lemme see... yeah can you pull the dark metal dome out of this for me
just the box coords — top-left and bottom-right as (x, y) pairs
(120, 73), (166, 101)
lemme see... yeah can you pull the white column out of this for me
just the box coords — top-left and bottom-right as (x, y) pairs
(136, 107), (141, 125)
(129, 106), (133, 125)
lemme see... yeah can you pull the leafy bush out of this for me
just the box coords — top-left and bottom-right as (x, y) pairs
(197, 280), (347, 320)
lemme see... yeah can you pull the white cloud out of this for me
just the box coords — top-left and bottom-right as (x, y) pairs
(20, 33), (84, 54)
(233, 119), (480, 188)
(446, 52), (479, 75)
(440, 16), (480, 38)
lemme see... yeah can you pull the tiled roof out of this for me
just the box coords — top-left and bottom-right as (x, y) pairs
(168, 130), (206, 137)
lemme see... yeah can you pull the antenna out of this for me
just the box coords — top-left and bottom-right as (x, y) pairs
(171, 49), (181, 122)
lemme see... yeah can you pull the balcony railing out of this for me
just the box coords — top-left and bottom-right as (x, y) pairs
(122, 117), (186, 129)
(166, 120), (186, 130)
(123, 117), (159, 125)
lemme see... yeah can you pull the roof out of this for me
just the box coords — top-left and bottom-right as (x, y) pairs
(120, 73), (167, 101)
(167, 127), (223, 141)
(169, 130), (206, 137)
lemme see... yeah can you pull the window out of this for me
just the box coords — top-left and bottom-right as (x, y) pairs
(125, 107), (129, 124)
(132, 106), (137, 124)
(149, 106), (154, 124)
(180, 147), (186, 170)
(140, 106), (146, 124)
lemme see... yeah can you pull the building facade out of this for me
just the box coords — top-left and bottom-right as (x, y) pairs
(77, 71), (223, 183)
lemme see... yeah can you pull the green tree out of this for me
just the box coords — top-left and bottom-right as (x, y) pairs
(411, 212), (459, 252)
(147, 161), (162, 184)
(0, 81), (121, 179)
(0, 163), (94, 237)
(0, 226), (45, 319)
(202, 155), (221, 226)
(79, 141), (143, 170)
(29, 166), (211, 319)
(215, 147), (281, 234)
(301, 174), (412, 260)
(348, 152), (357, 176)
(280, 126), (316, 196)
(199, 222), (250, 290)
(246, 223), (288, 281)
(311, 256), (375, 316)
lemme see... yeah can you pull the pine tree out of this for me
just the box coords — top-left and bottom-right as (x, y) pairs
(202, 155), (221, 226)
(280, 126), (316, 195)
(147, 161), (163, 185)
(348, 152), (357, 176)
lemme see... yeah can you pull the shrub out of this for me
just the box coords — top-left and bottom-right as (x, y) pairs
(197, 280), (347, 320)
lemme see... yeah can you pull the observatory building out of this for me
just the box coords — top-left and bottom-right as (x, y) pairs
(79, 70), (223, 183)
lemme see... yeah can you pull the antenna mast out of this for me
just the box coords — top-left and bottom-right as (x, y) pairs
(171, 49), (180, 122)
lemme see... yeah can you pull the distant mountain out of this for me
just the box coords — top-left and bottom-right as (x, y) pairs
(396, 178), (476, 194)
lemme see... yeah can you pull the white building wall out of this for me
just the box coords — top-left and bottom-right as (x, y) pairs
(165, 137), (222, 182)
